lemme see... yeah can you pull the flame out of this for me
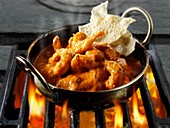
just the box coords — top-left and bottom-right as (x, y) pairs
(23, 65), (166, 128)
(27, 78), (70, 128)
(54, 100), (70, 128)
(14, 71), (26, 108)
(145, 65), (160, 100)
(130, 88), (148, 128)
(105, 102), (123, 128)
(79, 102), (123, 128)
(144, 65), (167, 118)
(61, 100), (68, 120)
(105, 108), (115, 128)
(113, 101), (123, 128)
(27, 78), (45, 128)
(128, 65), (167, 127)
(80, 111), (95, 128)
(54, 104), (70, 128)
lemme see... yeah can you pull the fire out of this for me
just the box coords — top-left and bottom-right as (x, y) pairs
(128, 65), (167, 127)
(61, 100), (68, 120)
(54, 102), (70, 128)
(105, 101), (123, 128)
(113, 101), (123, 128)
(14, 71), (26, 109)
(27, 78), (70, 128)
(27, 78), (45, 128)
(12, 65), (166, 128)
(130, 88), (148, 128)
(80, 111), (95, 128)
(80, 101), (123, 128)
(144, 65), (167, 118)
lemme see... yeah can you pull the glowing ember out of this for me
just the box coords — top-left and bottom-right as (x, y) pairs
(27, 78), (45, 128)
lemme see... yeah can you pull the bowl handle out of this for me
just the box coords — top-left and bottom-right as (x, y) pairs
(121, 7), (153, 46)
(15, 56), (53, 94)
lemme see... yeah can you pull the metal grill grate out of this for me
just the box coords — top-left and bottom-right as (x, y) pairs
(0, 44), (170, 128)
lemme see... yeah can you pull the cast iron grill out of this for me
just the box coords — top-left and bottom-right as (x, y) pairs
(0, 43), (170, 128)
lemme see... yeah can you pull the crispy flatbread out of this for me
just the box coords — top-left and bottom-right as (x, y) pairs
(79, 1), (136, 56)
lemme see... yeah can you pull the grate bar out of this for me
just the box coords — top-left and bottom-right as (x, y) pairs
(0, 44), (170, 128)
(140, 79), (157, 128)
(17, 74), (29, 128)
(44, 101), (55, 128)
(95, 108), (106, 128)
(122, 102), (132, 128)
(70, 110), (80, 128)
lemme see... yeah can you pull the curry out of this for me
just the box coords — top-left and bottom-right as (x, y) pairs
(34, 31), (142, 92)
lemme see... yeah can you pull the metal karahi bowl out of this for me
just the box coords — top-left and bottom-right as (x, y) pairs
(16, 7), (153, 109)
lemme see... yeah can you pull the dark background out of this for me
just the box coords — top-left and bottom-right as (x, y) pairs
(0, 0), (169, 34)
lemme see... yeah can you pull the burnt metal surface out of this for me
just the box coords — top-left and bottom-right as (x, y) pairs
(0, 43), (170, 128)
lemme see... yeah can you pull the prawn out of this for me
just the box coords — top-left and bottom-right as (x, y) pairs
(94, 44), (120, 61)
(71, 54), (99, 73)
(56, 68), (109, 92)
(71, 48), (104, 73)
(85, 48), (105, 62)
(104, 60), (124, 89)
(68, 31), (104, 54)
(45, 48), (73, 77)
(52, 35), (62, 51)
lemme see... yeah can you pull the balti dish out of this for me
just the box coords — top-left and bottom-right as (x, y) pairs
(34, 30), (142, 92)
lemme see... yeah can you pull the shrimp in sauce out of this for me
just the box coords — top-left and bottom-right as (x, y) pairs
(56, 68), (109, 91)
(34, 31), (142, 92)
(68, 31), (104, 54)
(52, 35), (62, 51)
(104, 61), (123, 89)
(71, 48), (105, 73)
(44, 48), (73, 77)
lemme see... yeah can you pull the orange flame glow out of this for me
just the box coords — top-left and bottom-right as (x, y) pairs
(144, 65), (167, 118)
(130, 88), (148, 128)
(14, 71), (26, 109)
(113, 101), (123, 128)
(24, 65), (166, 128)
(61, 100), (68, 120)
(54, 104), (70, 128)
(27, 78), (45, 128)
(80, 111), (95, 128)
(105, 102), (123, 128)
